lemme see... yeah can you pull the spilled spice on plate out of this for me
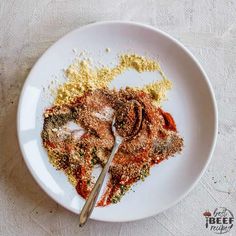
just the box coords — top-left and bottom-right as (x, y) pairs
(42, 88), (183, 206)
(41, 52), (183, 206)
(54, 54), (172, 106)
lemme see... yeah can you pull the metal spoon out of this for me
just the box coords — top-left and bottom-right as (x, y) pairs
(79, 100), (142, 227)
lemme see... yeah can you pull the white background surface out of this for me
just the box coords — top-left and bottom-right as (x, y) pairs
(0, 1), (235, 235)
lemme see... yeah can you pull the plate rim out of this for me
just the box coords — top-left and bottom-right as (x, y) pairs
(17, 20), (218, 222)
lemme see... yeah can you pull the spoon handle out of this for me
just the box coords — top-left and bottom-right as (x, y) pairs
(79, 140), (121, 227)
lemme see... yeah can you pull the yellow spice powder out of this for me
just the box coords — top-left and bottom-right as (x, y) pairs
(54, 53), (172, 106)
(141, 79), (172, 105)
(55, 60), (114, 105)
(119, 54), (161, 72)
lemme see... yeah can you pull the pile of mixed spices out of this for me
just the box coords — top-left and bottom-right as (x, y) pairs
(42, 52), (183, 206)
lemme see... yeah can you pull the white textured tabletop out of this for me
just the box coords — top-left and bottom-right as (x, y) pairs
(0, 1), (236, 235)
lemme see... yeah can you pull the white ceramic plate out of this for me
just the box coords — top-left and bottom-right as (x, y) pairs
(17, 21), (217, 222)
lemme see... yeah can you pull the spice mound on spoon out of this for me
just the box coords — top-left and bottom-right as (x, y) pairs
(114, 100), (143, 138)
(79, 99), (143, 227)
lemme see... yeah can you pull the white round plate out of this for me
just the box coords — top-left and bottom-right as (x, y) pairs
(17, 21), (217, 222)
